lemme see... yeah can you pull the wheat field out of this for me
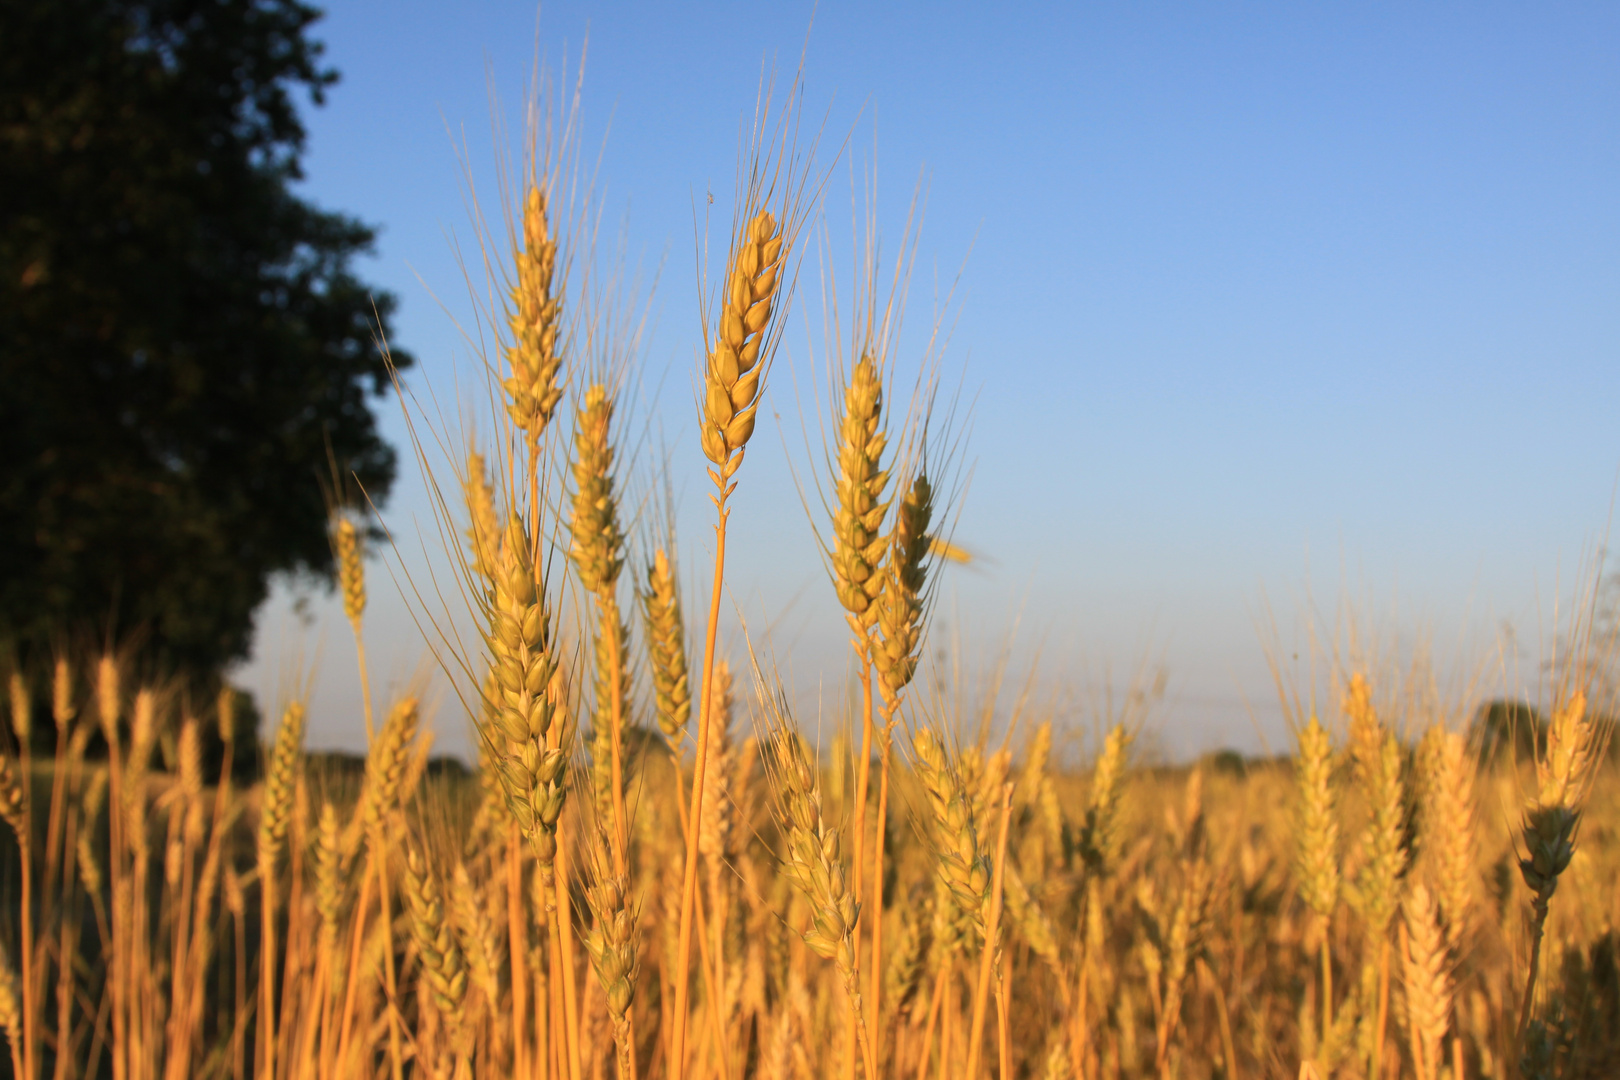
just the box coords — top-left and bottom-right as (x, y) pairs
(1, 63), (1617, 1080)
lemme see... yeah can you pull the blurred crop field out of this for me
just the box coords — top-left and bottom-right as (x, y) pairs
(1, 659), (1616, 1080)
(3, 31), (1618, 1080)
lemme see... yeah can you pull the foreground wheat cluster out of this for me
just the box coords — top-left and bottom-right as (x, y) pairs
(3, 59), (1619, 1080)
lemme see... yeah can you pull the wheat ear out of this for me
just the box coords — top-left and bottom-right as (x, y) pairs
(831, 353), (891, 639)
(642, 547), (691, 749)
(402, 844), (471, 1051)
(1156, 774), (1213, 1075)
(464, 449), (504, 582)
(1295, 714), (1341, 1047)
(873, 473), (933, 718)
(255, 701), (305, 1080)
(582, 823), (642, 1080)
(328, 512), (376, 749)
(1345, 673), (1406, 1080)
(1400, 884), (1452, 1080)
(1516, 689), (1595, 1040)
(912, 729), (991, 932)
(766, 723), (876, 1080)
(478, 512), (567, 863)
(0, 942), (19, 1080)
(571, 382), (632, 867)
(505, 184), (565, 453)
(1072, 722), (1131, 1076)
(1422, 730), (1477, 950)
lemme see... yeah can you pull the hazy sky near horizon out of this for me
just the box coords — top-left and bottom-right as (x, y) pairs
(240, 1), (1620, 763)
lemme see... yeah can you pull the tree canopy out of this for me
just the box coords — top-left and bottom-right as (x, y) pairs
(1, 0), (413, 676)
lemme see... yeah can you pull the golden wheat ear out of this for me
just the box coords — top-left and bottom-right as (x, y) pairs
(830, 354), (891, 645)
(761, 705), (877, 1080)
(1342, 672), (1408, 1080)
(1294, 713), (1341, 1048)
(505, 184), (566, 449)
(580, 820), (641, 1078)
(1516, 687), (1597, 1040)
(642, 547), (691, 750)
(701, 210), (785, 485)
(401, 843), (472, 1040)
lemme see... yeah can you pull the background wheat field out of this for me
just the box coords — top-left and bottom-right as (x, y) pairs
(5, 8), (1620, 1080)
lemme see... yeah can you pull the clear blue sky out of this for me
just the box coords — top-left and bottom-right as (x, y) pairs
(240, 1), (1620, 762)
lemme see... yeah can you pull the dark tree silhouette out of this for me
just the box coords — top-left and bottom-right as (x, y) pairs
(0, 0), (413, 676)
